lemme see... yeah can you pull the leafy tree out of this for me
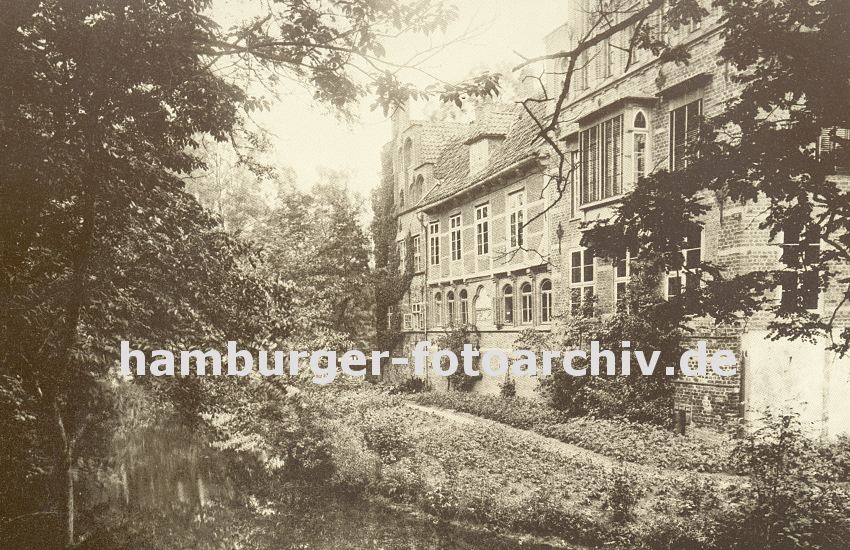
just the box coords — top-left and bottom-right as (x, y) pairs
(259, 170), (374, 346)
(0, 0), (458, 546)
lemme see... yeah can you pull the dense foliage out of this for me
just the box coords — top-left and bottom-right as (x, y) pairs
(0, 0), (456, 546)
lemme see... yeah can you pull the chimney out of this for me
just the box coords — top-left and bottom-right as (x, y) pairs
(391, 98), (411, 138)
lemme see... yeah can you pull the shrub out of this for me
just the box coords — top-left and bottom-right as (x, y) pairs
(389, 376), (428, 394)
(500, 377), (517, 398)
(602, 468), (645, 522)
(360, 408), (415, 463)
(322, 419), (381, 491)
(721, 412), (850, 550)
(433, 325), (480, 392)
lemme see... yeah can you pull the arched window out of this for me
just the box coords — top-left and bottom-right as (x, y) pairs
(521, 282), (533, 324)
(433, 292), (442, 326)
(459, 289), (469, 325)
(399, 189), (405, 208)
(633, 111), (648, 184)
(403, 138), (413, 185)
(447, 291), (456, 325)
(540, 279), (553, 323)
(502, 285), (514, 325)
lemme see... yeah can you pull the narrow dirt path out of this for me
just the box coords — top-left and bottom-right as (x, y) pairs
(404, 401), (740, 484)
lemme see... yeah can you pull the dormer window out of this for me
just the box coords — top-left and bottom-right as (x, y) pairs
(469, 138), (490, 174)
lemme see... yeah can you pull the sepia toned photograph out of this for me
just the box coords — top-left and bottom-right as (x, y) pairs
(1, 0), (849, 548)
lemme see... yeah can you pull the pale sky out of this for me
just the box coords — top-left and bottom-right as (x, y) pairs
(213, 1), (569, 198)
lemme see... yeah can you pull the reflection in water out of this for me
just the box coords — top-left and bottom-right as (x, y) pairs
(82, 425), (563, 550)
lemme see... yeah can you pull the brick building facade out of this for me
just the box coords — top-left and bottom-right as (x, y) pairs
(381, 2), (850, 436)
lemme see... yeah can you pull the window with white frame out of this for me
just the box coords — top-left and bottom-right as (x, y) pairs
(475, 203), (489, 255)
(459, 289), (469, 325)
(508, 191), (525, 248)
(780, 223), (820, 311)
(520, 282), (533, 324)
(450, 213), (462, 261)
(412, 234), (422, 272)
(540, 279), (553, 323)
(633, 111), (649, 184)
(580, 114), (623, 205)
(412, 302), (423, 330)
(666, 227), (702, 298)
(429, 221), (440, 265)
(447, 291), (456, 325)
(614, 249), (634, 311)
(570, 249), (595, 315)
(502, 284), (514, 325)
(670, 99), (702, 172)
(433, 292), (442, 326)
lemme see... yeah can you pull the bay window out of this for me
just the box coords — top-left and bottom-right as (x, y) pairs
(580, 114), (623, 205)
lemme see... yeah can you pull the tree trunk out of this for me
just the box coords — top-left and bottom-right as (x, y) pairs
(49, 396), (74, 549)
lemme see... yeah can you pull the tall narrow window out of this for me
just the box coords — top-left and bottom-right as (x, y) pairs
(508, 191), (525, 248)
(670, 100), (702, 171)
(666, 227), (702, 298)
(579, 50), (589, 90)
(520, 282), (533, 324)
(570, 150), (580, 218)
(460, 289), (469, 325)
(540, 279), (553, 323)
(433, 292), (442, 326)
(411, 303), (422, 330)
(447, 291), (456, 325)
(580, 114), (623, 205)
(502, 285), (514, 325)
(604, 38), (616, 78)
(475, 204), (489, 255)
(615, 249), (634, 311)
(397, 240), (406, 274)
(781, 223), (820, 311)
(450, 214), (462, 261)
(570, 249), (595, 315)
(429, 221), (440, 266)
(633, 111), (648, 184)
(412, 234), (422, 272)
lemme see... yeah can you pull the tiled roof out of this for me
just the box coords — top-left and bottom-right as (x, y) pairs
(422, 102), (547, 208)
(463, 105), (517, 143)
(414, 121), (467, 166)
